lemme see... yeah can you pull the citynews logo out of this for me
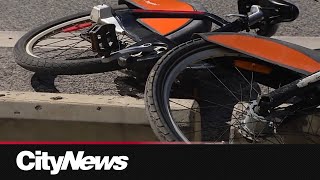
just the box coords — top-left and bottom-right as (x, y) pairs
(16, 151), (129, 175)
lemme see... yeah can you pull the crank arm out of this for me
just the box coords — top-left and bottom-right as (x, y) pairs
(101, 43), (154, 63)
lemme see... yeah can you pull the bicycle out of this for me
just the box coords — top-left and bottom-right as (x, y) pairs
(13, 0), (292, 80)
(144, 0), (320, 144)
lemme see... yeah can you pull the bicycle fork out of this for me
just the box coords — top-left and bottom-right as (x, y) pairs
(255, 71), (320, 116)
(237, 71), (320, 140)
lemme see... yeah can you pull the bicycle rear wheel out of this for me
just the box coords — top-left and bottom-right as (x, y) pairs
(14, 6), (135, 75)
(145, 39), (320, 144)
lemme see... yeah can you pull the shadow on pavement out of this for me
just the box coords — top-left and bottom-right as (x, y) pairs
(31, 73), (59, 93)
(30, 72), (146, 98)
(114, 76), (145, 99)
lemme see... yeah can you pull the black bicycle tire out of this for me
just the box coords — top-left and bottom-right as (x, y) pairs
(145, 38), (218, 141)
(144, 38), (304, 142)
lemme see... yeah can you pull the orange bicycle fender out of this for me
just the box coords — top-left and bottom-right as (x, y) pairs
(198, 32), (320, 75)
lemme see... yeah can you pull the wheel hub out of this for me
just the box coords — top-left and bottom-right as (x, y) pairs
(236, 101), (276, 141)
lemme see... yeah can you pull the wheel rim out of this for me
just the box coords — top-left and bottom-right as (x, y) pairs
(25, 15), (135, 60)
(159, 48), (320, 144)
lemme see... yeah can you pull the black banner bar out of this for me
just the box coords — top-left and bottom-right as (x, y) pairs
(0, 144), (319, 178)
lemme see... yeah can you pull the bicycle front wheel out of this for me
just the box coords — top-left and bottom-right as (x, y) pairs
(145, 38), (320, 144)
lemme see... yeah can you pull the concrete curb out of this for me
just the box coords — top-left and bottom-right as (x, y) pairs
(0, 91), (149, 125)
(0, 91), (198, 141)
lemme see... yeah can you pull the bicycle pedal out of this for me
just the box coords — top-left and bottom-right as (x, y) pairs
(88, 24), (119, 55)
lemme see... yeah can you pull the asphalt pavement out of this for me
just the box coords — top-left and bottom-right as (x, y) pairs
(0, 0), (319, 97)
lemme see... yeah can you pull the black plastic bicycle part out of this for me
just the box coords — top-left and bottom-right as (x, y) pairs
(87, 24), (120, 56)
(256, 71), (320, 116)
(238, 0), (299, 37)
(238, 0), (299, 23)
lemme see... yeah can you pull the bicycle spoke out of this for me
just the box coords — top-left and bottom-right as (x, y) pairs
(34, 35), (81, 48)
(50, 40), (86, 59)
(249, 71), (254, 100)
(67, 47), (94, 60)
(204, 65), (241, 102)
(235, 67), (260, 95)
(34, 40), (86, 57)
(169, 99), (247, 114)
